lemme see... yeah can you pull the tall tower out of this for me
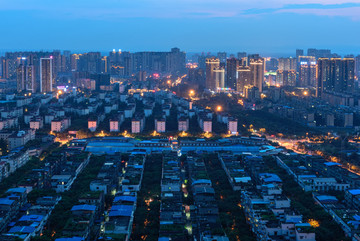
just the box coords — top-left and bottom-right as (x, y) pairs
(40, 57), (53, 93)
(226, 58), (238, 90)
(317, 58), (330, 97)
(213, 66), (225, 89)
(217, 52), (227, 64)
(342, 58), (355, 93)
(26, 65), (35, 93)
(16, 64), (26, 92)
(296, 49), (304, 58)
(205, 57), (220, 90)
(236, 66), (251, 92)
(249, 57), (264, 92)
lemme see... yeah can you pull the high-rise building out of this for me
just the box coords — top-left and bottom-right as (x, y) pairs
(217, 52), (227, 64)
(299, 62), (317, 87)
(296, 49), (304, 58)
(276, 70), (296, 87)
(188, 67), (204, 87)
(26, 65), (35, 93)
(205, 57), (220, 90)
(71, 54), (80, 71)
(40, 58), (53, 93)
(213, 66), (225, 89)
(16, 64), (26, 92)
(298, 56), (317, 87)
(317, 57), (355, 96)
(78, 52), (102, 73)
(1, 58), (10, 79)
(278, 58), (297, 71)
(168, 47), (186, 74)
(355, 55), (360, 79)
(266, 58), (278, 71)
(307, 48), (331, 59)
(317, 58), (330, 97)
(237, 52), (247, 59)
(236, 66), (251, 92)
(343, 58), (355, 93)
(226, 58), (238, 90)
(249, 56), (264, 92)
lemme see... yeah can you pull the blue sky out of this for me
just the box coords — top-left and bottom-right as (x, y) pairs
(1, 0), (360, 56)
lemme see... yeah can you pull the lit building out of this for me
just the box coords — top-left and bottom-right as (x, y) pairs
(237, 52), (247, 60)
(228, 118), (238, 134)
(200, 119), (212, 133)
(278, 58), (297, 71)
(276, 70), (296, 87)
(16, 64), (35, 93)
(29, 117), (43, 130)
(131, 117), (145, 134)
(88, 119), (98, 132)
(110, 120), (120, 132)
(299, 59), (317, 87)
(51, 118), (71, 133)
(40, 57), (53, 93)
(344, 113), (354, 127)
(226, 58), (238, 90)
(188, 67), (204, 87)
(205, 57), (220, 90)
(178, 118), (189, 132)
(217, 52), (227, 64)
(317, 57), (355, 96)
(355, 55), (360, 79)
(8, 130), (35, 150)
(131, 119), (141, 134)
(296, 49), (304, 58)
(249, 56), (265, 92)
(155, 119), (166, 133)
(16, 64), (26, 92)
(26, 65), (35, 93)
(213, 66), (225, 89)
(244, 86), (260, 100)
(236, 66), (251, 92)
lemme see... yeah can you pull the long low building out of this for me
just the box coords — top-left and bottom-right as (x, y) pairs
(84, 137), (266, 155)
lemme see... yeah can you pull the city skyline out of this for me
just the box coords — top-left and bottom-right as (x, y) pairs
(1, 0), (360, 54)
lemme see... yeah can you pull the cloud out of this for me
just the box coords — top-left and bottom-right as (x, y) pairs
(277, 6), (360, 20)
(0, 0), (360, 20)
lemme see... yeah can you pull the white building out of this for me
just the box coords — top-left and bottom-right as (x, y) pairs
(155, 119), (166, 133)
(178, 118), (189, 132)
(201, 119), (212, 133)
(131, 119), (141, 134)
(110, 120), (120, 132)
(88, 119), (98, 132)
(8, 130), (35, 150)
(29, 117), (43, 130)
(51, 118), (71, 133)
(228, 118), (238, 134)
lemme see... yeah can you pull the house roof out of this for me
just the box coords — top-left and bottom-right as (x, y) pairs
(6, 187), (27, 194)
(71, 204), (96, 212)
(19, 215), (44, 222)
(9, 226), (36, 233)
(109, 205), (133, 217)
(114, 196), (136, 203)
(0, 198), (15, 205)
(55, 237), (83, 241)
(348, 189), (360, 195)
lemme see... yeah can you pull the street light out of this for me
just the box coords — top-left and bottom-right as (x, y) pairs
(189, 90), (195, 96)
(216, 105), (222, 112)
